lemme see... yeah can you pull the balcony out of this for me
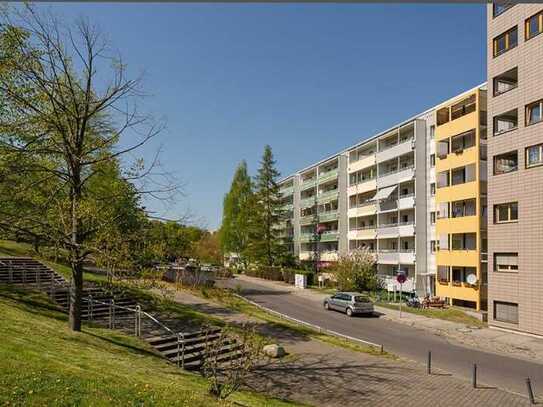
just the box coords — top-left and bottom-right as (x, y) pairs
(348, 179), (377, 196)
(377, 166), (415, 189)
(319, 211), (339, 223)
(348, 228), (376, 240)
(317, 190), (339, 204)
(301, 178), (317, 189)
(379, 275), (415, 292)
(377, 138), (414, 163)
(348, 154), (376, 173)
(300, 233), (314, 243)
(348, 202), (377, 218)
(280, 186), (294, 197)
(281, 203), (293, 211)
(300, 197), (316, 208)
(377, 250), (399, 264)
(299, 251), (313, 261)
(320, 231), (339, 242)
(398, 194), (415, 210)
(377, 223), (399, 238)
(399, 221), (415, 236)
(299, 215), (315, 226)
(320, 251), (339, 261)
(318, 169), (339, 183)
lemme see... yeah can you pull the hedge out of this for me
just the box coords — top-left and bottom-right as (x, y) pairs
(245, 266), (315, 286)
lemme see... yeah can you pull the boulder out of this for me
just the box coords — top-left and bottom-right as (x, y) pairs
(263, 344), (285, 358)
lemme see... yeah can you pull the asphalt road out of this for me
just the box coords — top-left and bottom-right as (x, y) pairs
(220, 276), (543, 397)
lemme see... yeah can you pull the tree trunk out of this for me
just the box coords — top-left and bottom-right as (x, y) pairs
(69, 260), (83, 331)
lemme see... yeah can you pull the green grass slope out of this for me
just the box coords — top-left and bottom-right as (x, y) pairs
(0, 285), (299, 407)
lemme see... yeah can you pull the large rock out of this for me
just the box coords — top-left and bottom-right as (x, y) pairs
(263, 344), (286, 358)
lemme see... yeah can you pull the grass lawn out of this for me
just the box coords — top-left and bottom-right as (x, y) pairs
(376, 302), (486, 327)
(0, 284), (301, 407)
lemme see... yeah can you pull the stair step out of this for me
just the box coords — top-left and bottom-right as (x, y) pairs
(145, 327), (222, 345)
(160, 338), (237, 358)
(181, 349), (246, 370)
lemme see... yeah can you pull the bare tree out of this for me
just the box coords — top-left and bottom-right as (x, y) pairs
(201, 325), (264, 400)
(0, 5), (175, 331)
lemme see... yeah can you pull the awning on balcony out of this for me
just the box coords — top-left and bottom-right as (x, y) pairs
(372, 185), (397, 201)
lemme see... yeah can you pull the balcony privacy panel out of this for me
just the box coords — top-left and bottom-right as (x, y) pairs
(437, 141), (449, 158)
(465, 164), (476, 182)
(439, 202), (449, 218)
(439, 234), (449, 250)
(438, 266), (449, 281)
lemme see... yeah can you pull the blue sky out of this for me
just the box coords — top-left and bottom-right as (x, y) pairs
(51, 4), (486, 229)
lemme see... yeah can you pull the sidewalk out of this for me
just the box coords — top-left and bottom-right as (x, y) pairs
(156, 286), (533, 407)
(233, 274), (543, 366)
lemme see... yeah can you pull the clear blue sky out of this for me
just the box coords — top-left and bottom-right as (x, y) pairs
(51, 3), (486, 229)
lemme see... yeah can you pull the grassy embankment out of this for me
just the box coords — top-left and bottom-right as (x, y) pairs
(0, 240), (302, 406)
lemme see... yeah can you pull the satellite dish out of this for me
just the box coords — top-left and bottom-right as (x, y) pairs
(466, 274), (477, 285)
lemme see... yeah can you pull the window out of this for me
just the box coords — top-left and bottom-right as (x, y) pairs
(494, 202), (518, 223)
(437, 170), (450, 188)
(437, 140), (449, 159)
(451, 233), (476, 250)
(431, 240), (438, 253)
(437, 107), (449, 126)
(438, 266), (449, 283)
(493, 67), (518, 96)
(494, 253), (518, 272)
(526, 143), (543, 168)
(430, 154), (435, 167)
(451, 164), (476, 185)
(451, 129), (476, 153)
(494, 301), (518, 324)
(525, 10), (543, 40)
(451, 95), (476, 121)
(526, 100), (543, 126)
(494, 151), (518, 175)
(493, 109), (518, 135)
(493, 26), (518, 57)
(430, 125), (435, 139)
(430, 183), (436, 196)
(430, 211), (436, 224)
(452, 199), (477, 218)
(493, 2), (514, 17)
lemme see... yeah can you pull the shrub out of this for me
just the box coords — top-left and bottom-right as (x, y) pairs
(328, 248), (379, 292)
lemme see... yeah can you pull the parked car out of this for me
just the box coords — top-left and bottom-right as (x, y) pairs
(323, 292), (374, 317)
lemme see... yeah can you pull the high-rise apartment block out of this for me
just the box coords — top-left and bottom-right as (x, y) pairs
(275, 2), (543, 335)
(487, 3), (543, 335)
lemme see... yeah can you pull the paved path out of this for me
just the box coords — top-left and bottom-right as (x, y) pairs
(217, 275), (543, 398)
(160, 285), (534, 407)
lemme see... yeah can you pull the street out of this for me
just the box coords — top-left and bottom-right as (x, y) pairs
(219, 276), (543, 397)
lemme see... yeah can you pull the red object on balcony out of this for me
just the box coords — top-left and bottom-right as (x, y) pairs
(316, 224), (326, 235)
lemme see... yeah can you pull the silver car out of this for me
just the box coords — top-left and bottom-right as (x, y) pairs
(323, 292), (374, 317)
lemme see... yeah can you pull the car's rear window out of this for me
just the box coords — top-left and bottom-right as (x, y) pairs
(354, 296), (371, 303)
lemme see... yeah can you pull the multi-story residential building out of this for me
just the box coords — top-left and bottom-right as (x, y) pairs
(434, 87), (488, 311)
(486, 3), (543, 335)
(277, 101), (452, 297)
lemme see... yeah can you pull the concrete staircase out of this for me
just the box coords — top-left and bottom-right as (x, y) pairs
(0, 257), (245, 371)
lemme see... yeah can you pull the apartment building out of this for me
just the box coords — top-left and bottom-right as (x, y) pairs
(487, 3), (543, 335)
(276, 97), (465, 297)
(434, 87), (488, 311)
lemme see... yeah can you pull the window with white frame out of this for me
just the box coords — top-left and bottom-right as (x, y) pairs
(494, 202), (518, 223)
(526, 99), (543, 126)
(494, 151), (518, 175)
(494, 253), (518, 272)
(526, 143), (543, 168)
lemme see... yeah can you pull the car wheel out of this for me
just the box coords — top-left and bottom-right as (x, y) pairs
(346, 307), (353, 317)
(324, 302), (330, 310)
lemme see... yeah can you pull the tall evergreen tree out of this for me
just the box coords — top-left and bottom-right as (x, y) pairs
(251, 145), (284, 266)
(219, 161), (253, 267)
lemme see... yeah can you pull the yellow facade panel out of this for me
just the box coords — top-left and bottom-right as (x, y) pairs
(436, 250), (479, 268)
(436, 147), (478, 172)
(435, 182), (479, 203)
(436, 282), (480, 303)
(435, 111), (478, 141)
(436, 216), (479, 234)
